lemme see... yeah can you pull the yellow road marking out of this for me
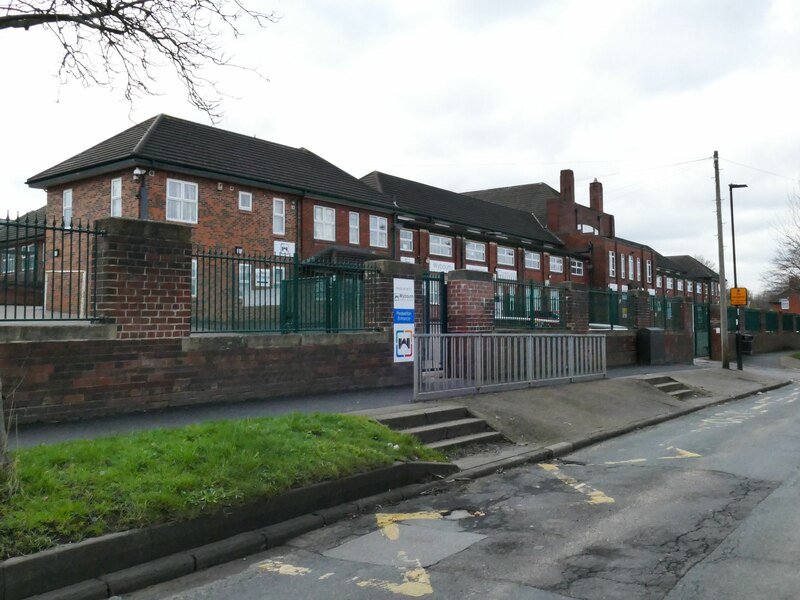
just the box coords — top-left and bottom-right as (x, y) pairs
(357, 555), (433, 598)
(257, 559), (311, 576)
(657, 447), (701, 460)
(538, 463), (615, 504)
(376, 511), (443, 541)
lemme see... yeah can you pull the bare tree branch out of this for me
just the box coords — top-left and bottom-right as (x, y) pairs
(0, 1), (278, 121)
(763, 192), (800, 294)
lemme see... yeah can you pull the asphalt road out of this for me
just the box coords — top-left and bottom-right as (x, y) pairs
(125, 364), (800, 599)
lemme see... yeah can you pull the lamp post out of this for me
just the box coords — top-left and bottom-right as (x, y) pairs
(729, 183), (747, 370)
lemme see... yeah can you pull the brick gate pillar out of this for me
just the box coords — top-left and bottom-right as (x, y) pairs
(559, 282), (589, 333)
(446, 270), (494, 333)
(94, 218), (192, 340)
(364, 260), (426, 332)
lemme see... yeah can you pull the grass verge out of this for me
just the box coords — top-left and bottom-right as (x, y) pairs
(792, 351), (800, 360)
(0, 412), (443, 560)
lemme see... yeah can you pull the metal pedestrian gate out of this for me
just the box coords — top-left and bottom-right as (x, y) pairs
(422, 272), (447, 334)
(693, 303), (710, 357)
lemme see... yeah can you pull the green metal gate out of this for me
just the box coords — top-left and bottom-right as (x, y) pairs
(693, 303), (710, 357)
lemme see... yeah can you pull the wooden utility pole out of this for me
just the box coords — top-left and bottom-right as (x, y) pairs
(714, 151), (730, 368)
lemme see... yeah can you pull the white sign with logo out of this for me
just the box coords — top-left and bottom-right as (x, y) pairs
(393, 278), (415, 363)
(428, 260), (455, 273)
(495, 268), (517, 281)
(274, 240), (296, 257)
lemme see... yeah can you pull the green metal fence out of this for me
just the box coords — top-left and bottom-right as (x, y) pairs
(494, 280), (565, 329)
(191, 247), (378, 333)
(744, 309), (762, 332)
(764, 311), (779, 333)
(1, 214), (103, 321)
(588, 289), (632, 329)
(781, 313), (795, 333)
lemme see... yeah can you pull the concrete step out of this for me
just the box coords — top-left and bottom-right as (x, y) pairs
(373, 405), (470, 430)
(427, 430), (506, 451)
(653, 381), (688, 394)
(667, 388), (695, 400)
(642, 376), (675, 386)
(401, 417), (489, 444)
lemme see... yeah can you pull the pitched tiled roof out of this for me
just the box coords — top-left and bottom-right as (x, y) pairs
(463, 183), (560, 223)
(27, 115), (394, 208)
(0, 206), (47, 244)
(654, 252), (686, 274)
(665, 255), (719, 280)
(361, 171), (563, 246)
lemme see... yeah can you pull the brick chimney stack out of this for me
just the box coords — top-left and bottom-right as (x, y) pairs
(590, 178), (603, 213)
(560, 169), (575, 204)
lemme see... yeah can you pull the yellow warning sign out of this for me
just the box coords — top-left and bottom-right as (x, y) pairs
(730, 287), (748, 306)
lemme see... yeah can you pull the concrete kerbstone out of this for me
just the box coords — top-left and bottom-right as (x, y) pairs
(190, 532), (267, 571)
(545, 442), (573, 458)
(261, 514), (326, 549)
(313, 503), (360, 526)
(26, 579), (109, 600)
(101, 553), (195, 596)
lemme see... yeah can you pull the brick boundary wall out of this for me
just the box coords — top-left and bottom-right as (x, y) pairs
(2, 331), (409, 424)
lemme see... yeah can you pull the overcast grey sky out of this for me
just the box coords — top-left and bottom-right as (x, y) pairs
(1, 0), (798, 293)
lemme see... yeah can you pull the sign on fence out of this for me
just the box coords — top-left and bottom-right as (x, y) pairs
(393, 278), (415, 363)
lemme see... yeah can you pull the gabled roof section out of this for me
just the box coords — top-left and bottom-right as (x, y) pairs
(665, 255), (719, 280)
(654, 252), (686, 274)
(27, 115), (394, 208)
(361, 171), (563, 247)
(463, 182), (560, 223)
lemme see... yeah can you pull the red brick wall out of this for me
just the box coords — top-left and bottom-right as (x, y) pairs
(46, 169), (299, 256)
(605, 331), (638, 366)
(2, 332), (410, 424)
(299, 199), (393, 260)
(94, 218), (192, 339)
(446, 271), (494, 333)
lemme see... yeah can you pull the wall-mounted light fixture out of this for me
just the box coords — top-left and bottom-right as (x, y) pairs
(53, 249), (59, 257)
(234, 246), (244, 256)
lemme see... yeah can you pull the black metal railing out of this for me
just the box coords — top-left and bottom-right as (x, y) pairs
(190, 247), (379, 333)
(0, 214), (103, 321)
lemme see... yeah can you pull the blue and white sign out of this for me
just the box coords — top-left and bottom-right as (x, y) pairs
(393, 278), (415, 363)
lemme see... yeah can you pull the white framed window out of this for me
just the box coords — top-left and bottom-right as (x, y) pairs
(191, 258), (198, 298)
(628, 255), (634, 280)
(571, 258), (584, 276)
(63, 188), (73, 227)
(239, 191), (253, 211)
(620, 254), (626, 279)
(274, 266), (286, 286)
(255, 267), (271, 288)
(656, 275), (663, 288)
(369, 215), (388, 248)
(349, 212), (360, 245)
(609, 251), (616, 277)
(399, 229), (414, 252)
(429, 234), (452, 257)
(110, 178), (122, 217)
(238, 263), (251, 297)
(636, 257), (641, 282)
(20, 244), (35, 271)
(313, 205), (336, 241)
(646, 260), (652, 283)
(525, 251), (541, 270)
(550, 256), (564, 273)
(273, 198), (286, 235)
(2, 250), (15, 273)
(666, 277), (674, 290)
(466, 241), (486, 262)
(166, 179), (198, 224)
(497, 246), (515, 266)
(677, 279), (684, 291)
